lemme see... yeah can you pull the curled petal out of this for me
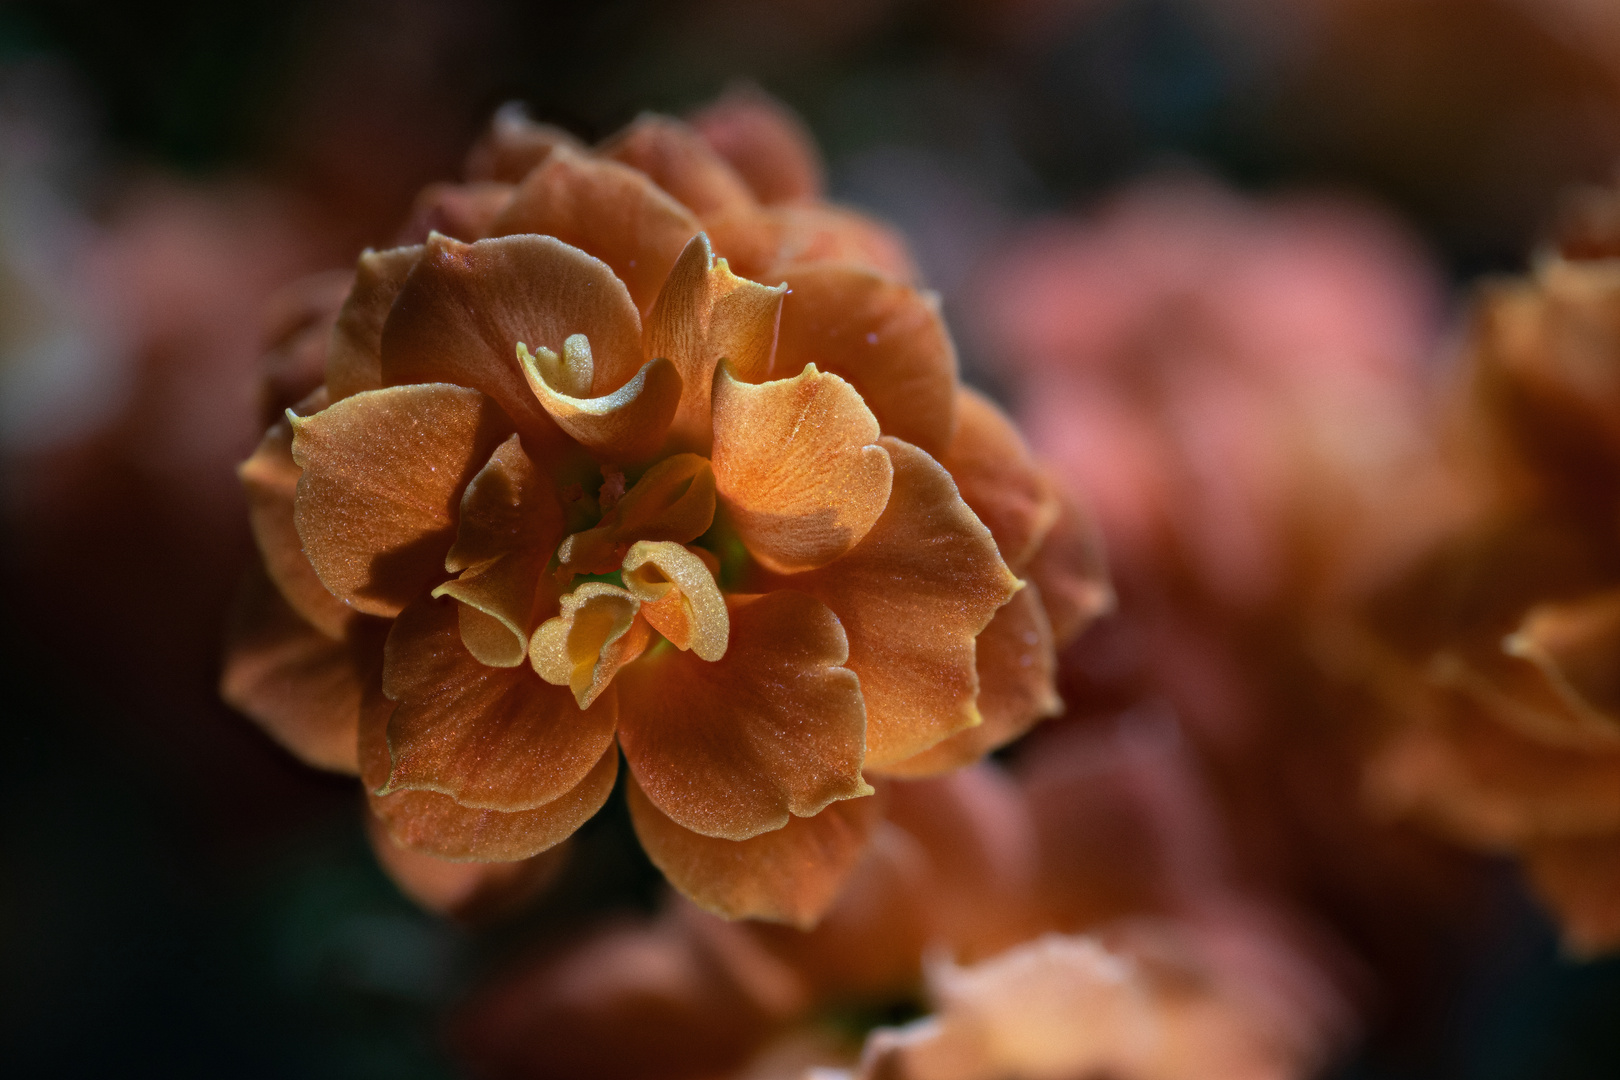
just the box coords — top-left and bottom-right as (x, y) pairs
(711, 364), (894, 574)
(362, 674), (618, 861)
(879, 585), (1061, 777)
(292, 383), (513, 617)
(531, 583), (652, 709)
(602, 113), (757, 217)
(622, 540), (729, 660)
(785, 438), (1020, 769)
(557, 453), (717, 574)
(489, 145), (702, 313)
(240, 399), (352, 638)
(521, 350), (683, 463)
(364, 810), (570, 922)
(327, 245), (422, 401)
(382, 232), (645, 442)
(941, 388), (1058, 573)
(465, 102), (584, 183)
(706, 204), (917, 285)
(627, 776), (880, 928)
(645, 233), (786, 448)
(395, 181), (515, 245)
(1024, 475), (1114, 646)
(617, 590), (869, 840)
(774, 265), (959, 457)
(382, 597), (619, 811)
(220, 566), (367, 775)
(690, 87), (825, 204)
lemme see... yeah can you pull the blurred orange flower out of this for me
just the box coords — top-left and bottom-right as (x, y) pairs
(223, 91), (1107, 925)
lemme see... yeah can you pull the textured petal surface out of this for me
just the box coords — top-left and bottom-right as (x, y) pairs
(221, 566), (366, 775)
(627, 777), (880, 928)
(292, 383), (512, 617)
(382, 233), (645, 443)
(381, 597), (619, 811)
(530, 584), (651, 708)
(365, 810), (570, 921)
(617, 590), (869, 840)
(327, 245), (422, 401)
(1023, 475), (1115, 646)
(710, 364), (893, 574)
(522, 353), (682, 463)
(941, 388), (1058, 573)
(361, 674), (618, 861)
(556, 454), (717, 575)
(706, 205), (917, 286)
(773, 265), (958, 456)
(690, 89), (825, 205)
(784, 438), (1019, 769)
(602, 114), (757, 218)
(622, 540), (729, 660)
(489, 146), (702, 313)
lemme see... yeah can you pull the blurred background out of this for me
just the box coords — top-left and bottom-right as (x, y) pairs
(6, 0), (1620, 1076)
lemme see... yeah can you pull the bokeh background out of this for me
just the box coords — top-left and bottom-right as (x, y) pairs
(7, 0), (1620, 1076)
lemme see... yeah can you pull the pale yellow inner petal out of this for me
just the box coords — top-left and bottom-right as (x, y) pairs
(622, 540), (730, 661)
(530, 582), (650, 708)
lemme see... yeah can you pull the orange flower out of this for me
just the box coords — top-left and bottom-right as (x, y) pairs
(223, 91), (1106, 925)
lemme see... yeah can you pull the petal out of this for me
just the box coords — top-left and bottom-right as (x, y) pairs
(617, 590), (869, 840)
(1523, 835), (1620, 956)
(601, 113), (758, 218)
(940, 388), (1058, 572)
(627, 776), (880, 928)
(220, 565), (367, 775)
(1024, 475), (1114, 646)
(381, 596), (619, 811)
(556, 453), (718, 574)
(257, 269), (352, 427)
(240, 398), (353, 638)
(783, 438), (1020, 769)
(488, 145), (702, 313)
(464, 102), (584, 183)
(291, 383), (513, 616)
(622, 540), (729, 660)
(327, 244), (423, 402)
(773, 265), (958, 457)
(382, 232), (646, 444)
(644, 233), (786, 448)
(530, 583), (653, 708)
(361, 673), (619, 861)
(878, 584), (1060, 777)
(706, 204), (918, 286)
(521, 351), (683, 463)
(1504, 589), (1620, 735)
(395, 181), (515, 245)
(690, 88), (825, 204)
(710, 364), (894, 574)
(364, 810), (570, 921)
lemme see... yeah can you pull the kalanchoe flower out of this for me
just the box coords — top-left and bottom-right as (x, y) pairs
(222, 91), (1105, 925)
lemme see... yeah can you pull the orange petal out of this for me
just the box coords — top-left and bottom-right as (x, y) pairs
(361, 673), (619, 861)
(941, 388), (1058, 573)
(521, 348), (683, 463)
(878, 585), (1060, 777)
(488, 145), (702, 313)
(364, 810), (570, 921)
(1523, 835), (1620, 956)
(601, 113), (758, 218)
(380, 596), (619, 811)
(381, 232), (645, 442)
(220, 565), (367, 775)
(774, 265), (958, 457)
(1024, 474), (1114, 647)
(706, 204), (917, 285)
(627, 775), (880, 928)
(327, 245), (423, 402)
(617, 590), (869, 840)
(464, 101), (585, 183)
(690, 88), (826, 204)
(622, 540), (729, 660)
(240, 398), (353, 638)
(291, 383), (512, 617)
(711, 364), (894, 574)
(257, 269), (352, 428)
(395, 181), (515, 245)
(784, 438), (1020, 769)
(530, 583), (653, 708)
(644, 233), (786, 448)
(556, 453), (718, 574)
(1504, 589), (1620, 735)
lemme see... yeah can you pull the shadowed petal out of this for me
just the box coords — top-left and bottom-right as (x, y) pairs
(396, 181), (515, 245)
(364, 810), (571, 921)
(942, 388), (1058, 573)
(618, 591), (869, 840)
(1504, 589), (1620, 737)
(602, 114), (757, 218)
(622, 540), (729, 660)
(1524, 835), (1620, 956)
(690, 88), (825, 205)
(489, 145), (702, 313)
(327, 245), (423, 401)
(706, 204), (917, 286)
(1024, 475), (1114, 647)
(784, 438), (1019, 769)
(221, 565), (367, 775)
(645, 233), (786, 449)
(556, 454), (717, 575)
(530, 583), (652, 709)
(465, 102), (584, 183)
(381, 597), (619, 811)
(711, 364), (894, 574)
(521, 350), (683, 463)
(879, 585), (1061, 777)
(627, 776), (880, 928)
(362, 673), (618, 861)
(774, 265), (958, 456)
